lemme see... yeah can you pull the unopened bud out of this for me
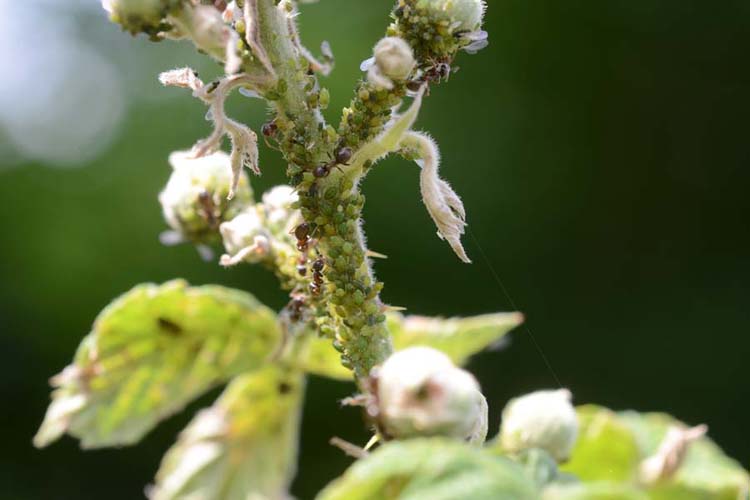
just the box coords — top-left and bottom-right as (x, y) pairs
(421, 0), (486, 32)
(373, 37), (415, 82)
(219, 208), (271, 266)
(499, 389), (579, 462)
(102, 0), (180, 35)
(260, 185), (301, 233)
(376, 346), (487, 443)
(158, 150), (253, 244)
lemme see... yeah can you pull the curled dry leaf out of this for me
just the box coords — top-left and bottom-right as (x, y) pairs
(401, 131), (470, 263)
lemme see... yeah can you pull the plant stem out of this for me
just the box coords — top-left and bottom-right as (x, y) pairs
(256, 0), (393, 381)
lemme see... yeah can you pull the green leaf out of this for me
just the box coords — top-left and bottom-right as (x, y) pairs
(34, 280), (281, 449)
(542, 481), (648, 500)
(316, 438), (538, 500)
(560, 405), (641, 482)
(301, 334), (352, 381)
(149, 366), (304, 500)
(302, 311), (523, 381)
(617, 411), (750, 500)
(561, 406), (750, 499)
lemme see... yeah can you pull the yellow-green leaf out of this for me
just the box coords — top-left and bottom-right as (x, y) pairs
(149, 366), (304, 500)
(618, 411), (750, 500)
(560, 405), (641, 482)
(317, 438), (538, 500)
(561, 406), (749, 499)
(34, 280), (280, 449)
(543, 481), (648, 500)
(302, 311), (523, 381)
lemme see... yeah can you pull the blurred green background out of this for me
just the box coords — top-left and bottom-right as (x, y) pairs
(1, 0), (748, 498)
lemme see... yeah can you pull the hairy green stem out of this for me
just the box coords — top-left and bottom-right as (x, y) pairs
(255, 0), (393, 381)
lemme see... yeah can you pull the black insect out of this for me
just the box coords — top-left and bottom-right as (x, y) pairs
(294, 223), (312, 252)
(260, 121), (280, 151)
(313, 164), (331, 178)
(261, 121), (278, 138)
(313, 146), (353, 178)
(287, 294), (307, 322)
(335, 146), (353, 165)
(306, 182), (319, 199)
(310, 257), (325, 296)
(407, 60), (453, 93)
(312, 257), (325, 273)
(296, 255), (308, 276)
(294, 222), (310, 241)
(428, 62), (452, 82)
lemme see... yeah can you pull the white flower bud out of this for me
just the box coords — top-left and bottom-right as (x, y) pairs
(422, 0), (486, 32)
(373, 37), (415, 82)
(499, 389), (579, 462)
(218, 208), (271, 266)
(376, 346), (487, 442)
(158, 150), (253, 243)
(260, 185), (300, 233)
(179, 4), (228, 62)
(102, 0), (179, 34)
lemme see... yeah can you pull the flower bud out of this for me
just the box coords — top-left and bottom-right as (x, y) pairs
(102, 0), (180, 35)
(158, 150), (253, 244)
(420, 0), (486, 32)
(219, 208), (271, 266)
(499, 389), (579, 462)
(373, 37), (415, 82)
(260, 185), (301, 234)
(376, 346), (487, 442)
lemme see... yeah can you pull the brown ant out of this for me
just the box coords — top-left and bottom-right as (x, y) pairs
(313, 146), (353, 178)
(293, 222), (312, 251)
(309, 256), (325, 295)
(260, 120), (280, 151)
(261, 121), (277, 138)
(296, 254), (308, 277)
(312, 257), (325, 273)
(406, 60), (454, 93)
(286, 294), (307, 322)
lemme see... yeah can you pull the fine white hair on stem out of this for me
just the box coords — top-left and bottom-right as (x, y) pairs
(160, 70), (262, 199)
(243, 0), (276, 77)
(400, 131), (471, 263)
(351, 85), (425, 169)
